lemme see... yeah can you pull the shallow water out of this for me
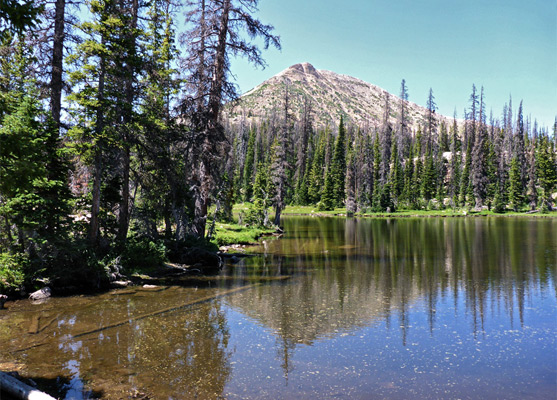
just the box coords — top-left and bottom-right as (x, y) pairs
(1, 217), (556, 399)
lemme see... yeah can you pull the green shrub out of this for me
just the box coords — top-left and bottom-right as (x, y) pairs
(121, 237), (167, 273)
(0, 253), (26, 293)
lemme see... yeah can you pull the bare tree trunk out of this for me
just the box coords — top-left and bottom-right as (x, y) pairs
(192, 0), (231, 239)
(50, 0), (65, 127)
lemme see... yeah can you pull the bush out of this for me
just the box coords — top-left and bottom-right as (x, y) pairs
(121, 237), (167, 273)
(0, 253), (26, 293)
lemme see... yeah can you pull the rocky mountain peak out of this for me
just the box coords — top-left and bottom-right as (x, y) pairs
(229, 63), (451, 130)
(286, 62), (318, 76)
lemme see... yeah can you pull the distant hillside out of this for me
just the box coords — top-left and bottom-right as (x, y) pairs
(226, 62), (452, 130)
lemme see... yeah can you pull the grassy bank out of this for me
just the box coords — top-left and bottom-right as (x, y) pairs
(209, 222), (277, 247)
(279, 205), (557, 218)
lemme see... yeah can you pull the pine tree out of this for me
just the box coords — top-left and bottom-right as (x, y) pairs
(389, 140), (403, 206)
(345, 143), (356, 215)
(67, 0), (139, 245)
(508, 156), (523, 211)
(331, 116), (347, 205)
(402, 144), (416, 208)
(422, 149), (436, 201)
(182, 0), (280, 238)
(398, 79), (410, 157)
(471, 87), (489, 209)
(0, 52), (71, 255)
(535, 135), (557, 211)
(268, 136), (287, 225)
(247, 161), (270, 226)
(526, 141), (537, 210)
(243, 127), (257, 201)
(307, 130), (326, 204)
(319, 162), (336, 211)
(425, 88), (437, 152)
(448, 112), (461, 206)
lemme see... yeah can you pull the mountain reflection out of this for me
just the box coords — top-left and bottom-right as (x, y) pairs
(225, 217), (556, 348)
(0, 217), (554, 399)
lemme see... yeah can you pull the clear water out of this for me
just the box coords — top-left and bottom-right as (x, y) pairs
(1, 217), (555, 399)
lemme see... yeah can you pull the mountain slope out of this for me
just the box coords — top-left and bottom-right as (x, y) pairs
(227, 62), (451, 130)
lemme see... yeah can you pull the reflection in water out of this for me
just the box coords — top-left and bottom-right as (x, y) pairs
(0, 217), (555, 399)
(230, 217), (555, 343)
(1, 288), (233, 398)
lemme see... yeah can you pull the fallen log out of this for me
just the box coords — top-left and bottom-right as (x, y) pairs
(0, 371), (56, 400)
(71, 283), (260, 339)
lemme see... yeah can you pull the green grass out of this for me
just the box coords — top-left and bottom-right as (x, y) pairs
(210, 222), (276, 247)
(231, 203), (557, 219)
(280, 205), (557, 218)
(282, 205), (347, 215)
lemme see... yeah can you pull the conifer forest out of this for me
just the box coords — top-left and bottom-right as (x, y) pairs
(0, 0), (556, 293)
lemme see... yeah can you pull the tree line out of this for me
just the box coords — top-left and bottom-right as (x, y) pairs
(228, 83), (557, 223)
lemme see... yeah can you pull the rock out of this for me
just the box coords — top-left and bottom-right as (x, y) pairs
(0, 294), (7, 309)
(111, 280), (132, 288)
(177, 248), (222, 274)
(142, 284), (159, 289)
(29, 287), (51, 301)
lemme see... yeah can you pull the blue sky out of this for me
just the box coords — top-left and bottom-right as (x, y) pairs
(230, 0), (556, 129)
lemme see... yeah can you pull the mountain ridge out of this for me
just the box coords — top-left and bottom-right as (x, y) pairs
(227, 62), (452, 131)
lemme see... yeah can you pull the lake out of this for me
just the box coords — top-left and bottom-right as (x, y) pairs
(1, 217), (555, 399)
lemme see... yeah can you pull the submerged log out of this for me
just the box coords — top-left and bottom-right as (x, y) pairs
(0, 371), (56, 400)
(16, 283), (261, 353)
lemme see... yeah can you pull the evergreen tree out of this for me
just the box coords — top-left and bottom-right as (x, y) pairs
(181, 0), (280, 238)
(471, 87), (489, 209)
(402, 144), (416, 208)
(448, 112), (461, 205)
(0, 62), (71, 256)
(421, 149), (436, 201)
(526, 141), (537, 210)
(247, 161), (270, 226)
(389, 140), (403, 206)
(243, 127), (257, 201)
(535, 135), (557, 211)
(508, 156), (523, 211)
(345, 143), (356, 215)
(331, 116), (347, 205)
(268, 136), (287, 225)
(307, 130), (326, 204)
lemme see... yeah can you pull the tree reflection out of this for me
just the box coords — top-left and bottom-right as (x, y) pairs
(228, 217), (555, 359)
(1, 290), (233, 398)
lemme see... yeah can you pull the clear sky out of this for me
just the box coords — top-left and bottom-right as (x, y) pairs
(230, 0), (557, 130)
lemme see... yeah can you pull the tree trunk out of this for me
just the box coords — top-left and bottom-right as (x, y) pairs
(89, 41), (106, 247)
(89, 151), (102, 246)
(50, 0), (65, 127)
(192, 0), (231, 239)
(117, 0), (139, 242)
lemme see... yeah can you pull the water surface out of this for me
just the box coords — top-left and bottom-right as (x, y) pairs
(1, 217), (555, 399)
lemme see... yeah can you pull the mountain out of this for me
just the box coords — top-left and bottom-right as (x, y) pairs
(226, 62), (451, 130)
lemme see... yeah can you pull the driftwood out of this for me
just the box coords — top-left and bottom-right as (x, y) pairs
(0, 371), (56, 400)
